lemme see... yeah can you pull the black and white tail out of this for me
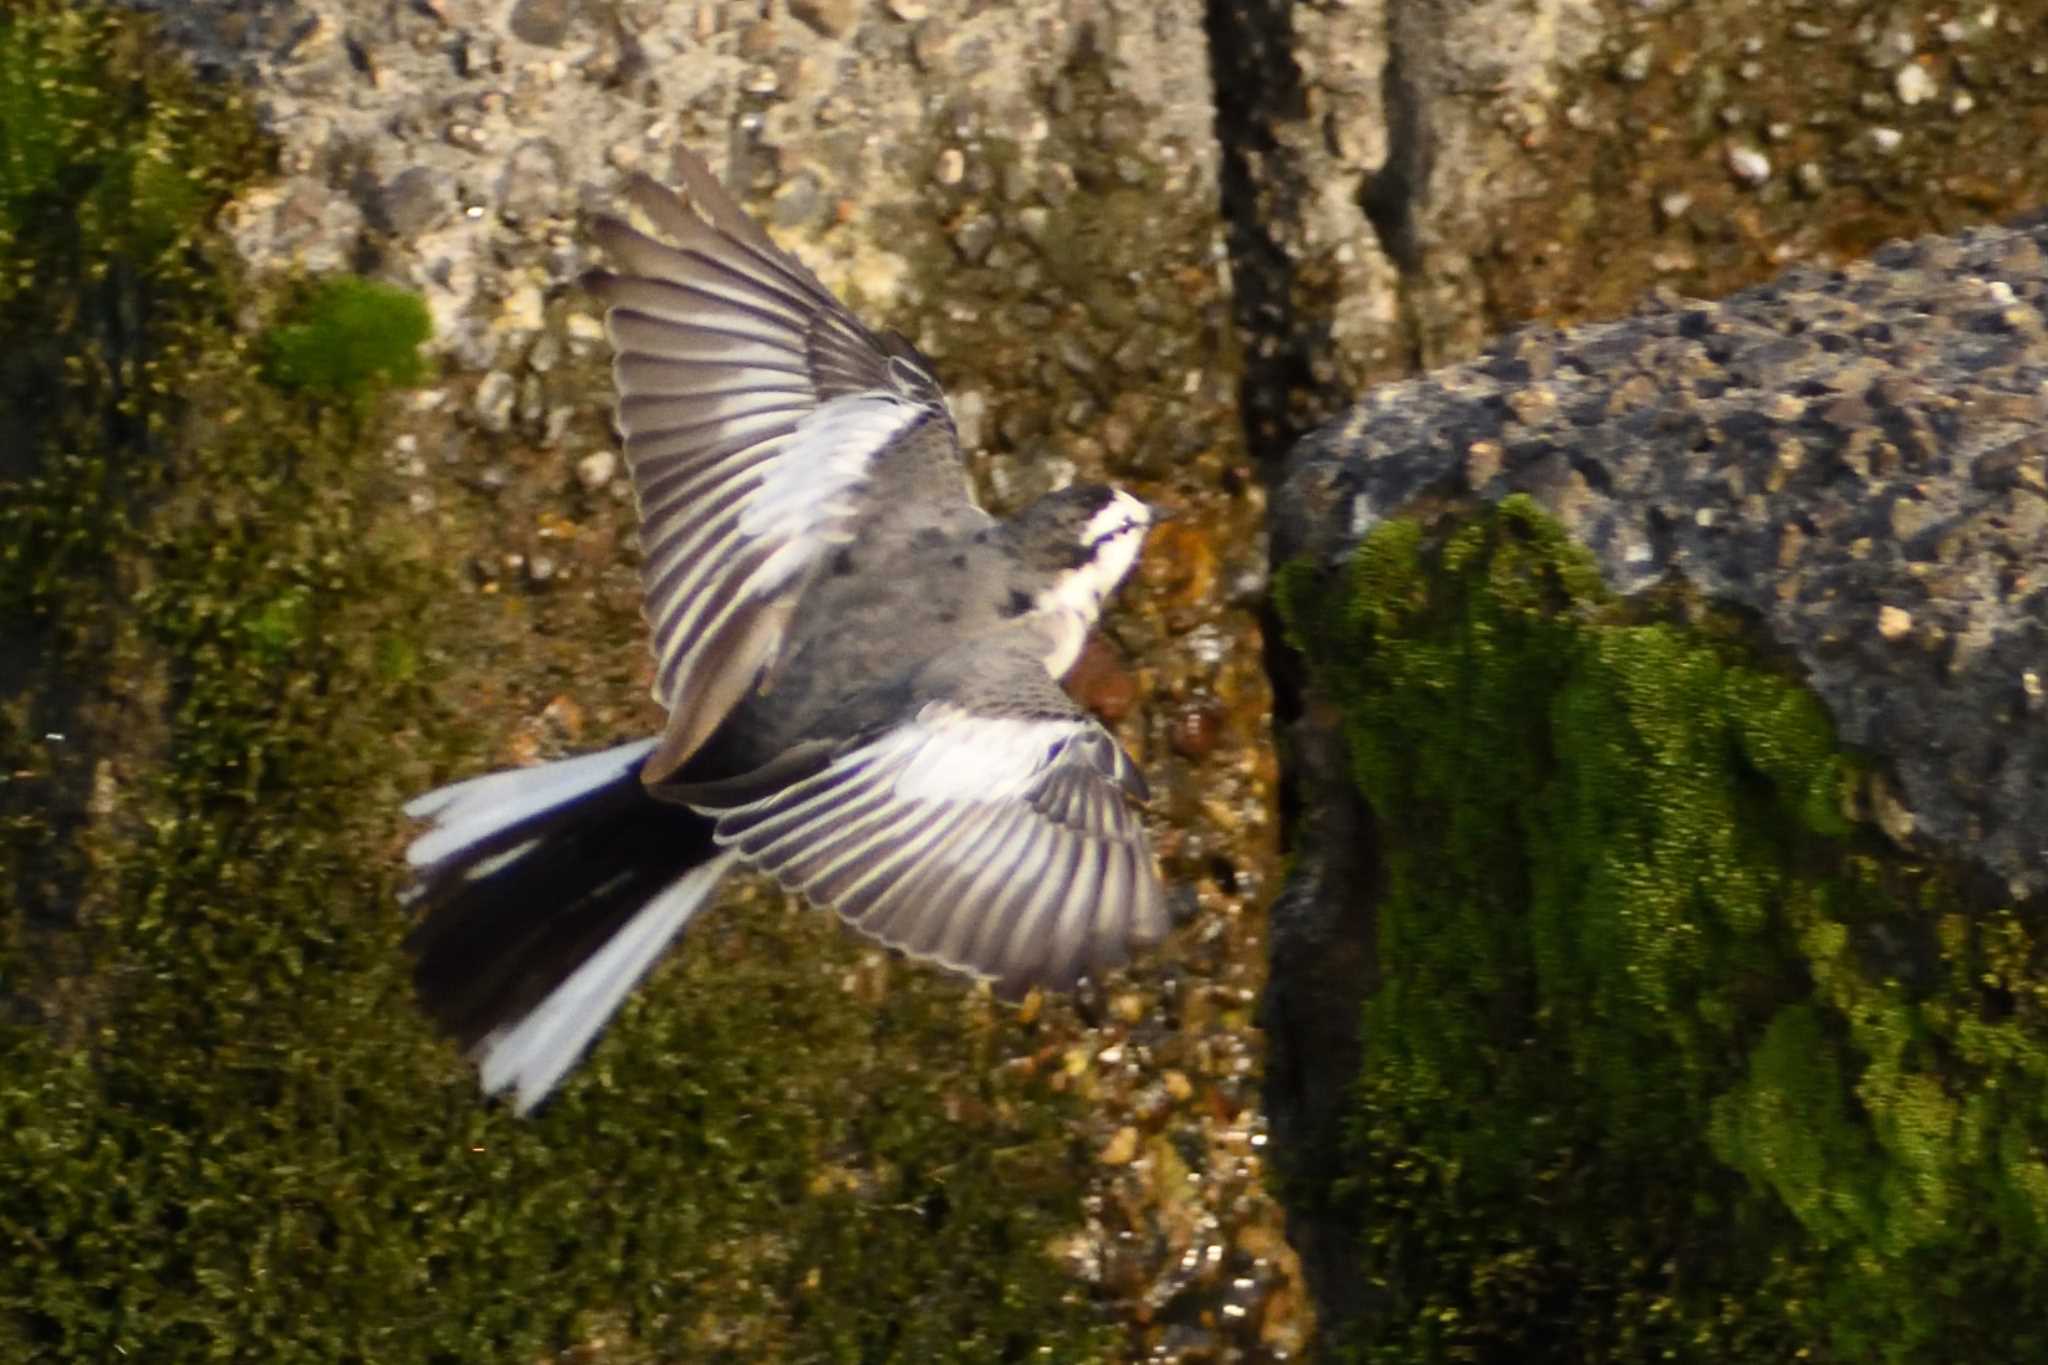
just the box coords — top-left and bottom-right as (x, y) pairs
(402, 740), (735, 1114)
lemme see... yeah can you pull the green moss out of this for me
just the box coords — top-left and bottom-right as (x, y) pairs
(0, 4), (266, 625)
(261, 276), (432, 402)
(0, 6), (214, 282)
(1278, 496), (2048, 1362)
(0, 6), (1115, 1360)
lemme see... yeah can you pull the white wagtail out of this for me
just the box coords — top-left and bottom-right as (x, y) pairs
(402, 146), (1172, 1113)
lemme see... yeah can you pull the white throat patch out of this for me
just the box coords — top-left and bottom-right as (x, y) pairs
(1033, 488), (1152, 677)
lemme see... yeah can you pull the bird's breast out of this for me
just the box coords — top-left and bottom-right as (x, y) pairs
(1037, 609), (1090, 681)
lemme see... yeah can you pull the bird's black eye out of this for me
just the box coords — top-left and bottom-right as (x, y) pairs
(1001, 589), (1033, 617)
(1085, 518), (1142, 552)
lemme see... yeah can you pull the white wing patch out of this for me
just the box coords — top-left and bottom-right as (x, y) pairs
(739, 393), (921, 544)
(890, 709), (1063, 802)
(703, 702), (1167, 994)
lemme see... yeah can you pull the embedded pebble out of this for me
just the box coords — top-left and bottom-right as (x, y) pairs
(1894, 62), (1936, 106)
(1170, 703), (1223, 759)
(1725, 144), (1771, 186)
(789, 0), (859, 39)
(952, 213), (998, 264)
(372, 167), (446, 235)
(1099, 1125), (1140, 1166)
(473, 371), (516, 432)
(507, 0), (573, 47)
(1064, 635), (1138, 722)
(575, 449), (618, 491)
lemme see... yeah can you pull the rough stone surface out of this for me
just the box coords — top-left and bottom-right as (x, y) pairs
(1207, 0), (1605, 457)
(1279, 215), (2048, 900)
(1210, 0), (2048, 469)
(81, 0), (2048, 1354)
(126, 0), (1220, 373)
(115, 0), (1292, 1357)
(1231, 1), (2048, 1346)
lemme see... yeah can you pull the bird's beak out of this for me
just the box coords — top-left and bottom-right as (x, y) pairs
(1146, 501), (1182, 525)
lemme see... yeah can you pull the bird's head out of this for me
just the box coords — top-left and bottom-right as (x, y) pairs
(1006, 484), (1164, 624)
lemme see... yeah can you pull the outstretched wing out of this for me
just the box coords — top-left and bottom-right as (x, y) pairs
(699, 650), (1170, 996)
(585, 146), (961, 783)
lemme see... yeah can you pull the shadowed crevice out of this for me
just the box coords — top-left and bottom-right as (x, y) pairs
(1202, 0), (1320, 466)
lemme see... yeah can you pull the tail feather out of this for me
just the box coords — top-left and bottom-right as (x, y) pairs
(404, 740), (661, 873)
(403, 740), (729, 1113)
(474, 855), (732, 1112)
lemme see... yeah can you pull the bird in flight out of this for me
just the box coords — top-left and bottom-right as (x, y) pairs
(403, 146), (1172, 1114)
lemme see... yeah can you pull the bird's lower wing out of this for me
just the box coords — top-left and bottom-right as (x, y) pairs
(700, 671), (1167, 996)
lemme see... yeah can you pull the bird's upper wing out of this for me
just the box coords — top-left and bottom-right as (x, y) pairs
(692, 641), (1170, 996)
(585, 147), (963, 784)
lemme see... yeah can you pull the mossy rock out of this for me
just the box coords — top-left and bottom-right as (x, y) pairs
(1276, 496), (2048, 1363)
(0, 6), (1116, 1360)
(262, 277), (433, 403)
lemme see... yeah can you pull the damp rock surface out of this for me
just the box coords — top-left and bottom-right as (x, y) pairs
(1281, 214), (2048, 901)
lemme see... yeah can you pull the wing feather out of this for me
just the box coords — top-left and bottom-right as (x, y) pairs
(603, 310), (808, 369)
(1038, 835), (1098, 989)
(587, 147), (961, 784)
(833, 799), (953, 910)
(701, 695), (1166, 995)
(616, 392), (804, 439)
(897, 807), (1018, 967)
(616, 355), (812, 394)
(971, 817), (1061, 990)
(889, 810), (1002, 960)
